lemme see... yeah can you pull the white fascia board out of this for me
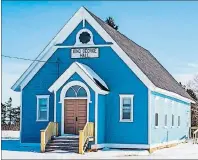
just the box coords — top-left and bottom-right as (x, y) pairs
(154, 87), (194, 104)
(48, 63), (109, 95)
(12, 7), (155, 92)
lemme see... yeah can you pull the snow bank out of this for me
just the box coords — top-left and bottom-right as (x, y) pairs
(2, 131), (20, 139)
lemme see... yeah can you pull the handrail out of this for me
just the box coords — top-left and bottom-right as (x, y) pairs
(193, 129), (198, 144)
(79, 122), (94, 154)
(190, 127), (198, 138)
(40, 122), (58, 152)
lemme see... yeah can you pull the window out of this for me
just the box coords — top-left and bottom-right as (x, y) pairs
(172, 114), (174, 127)
(155, 113), (159, 127)
(65, 85), (87, 98)
(178, 116), (180, 127)
(165, 114), (167, 127)
(37, 95), (49, 121)
(120, 95), (134, 122)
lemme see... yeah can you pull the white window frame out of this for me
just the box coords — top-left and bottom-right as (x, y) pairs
(119, 94), (134, 122)
(154, 96), (159, 129)
(36, 95), (50, 121)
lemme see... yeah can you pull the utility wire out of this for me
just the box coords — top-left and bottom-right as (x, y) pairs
(2, 55), (59, 64)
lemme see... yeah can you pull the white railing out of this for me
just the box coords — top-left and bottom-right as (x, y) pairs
(193, 129), (198, 144)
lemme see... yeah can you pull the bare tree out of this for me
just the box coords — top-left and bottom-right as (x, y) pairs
(187, 74), (198, 96)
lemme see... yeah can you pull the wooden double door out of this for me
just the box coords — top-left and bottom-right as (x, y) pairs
(64, 99), (87, 135)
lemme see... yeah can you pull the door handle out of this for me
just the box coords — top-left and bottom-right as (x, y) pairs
(76, 117), (78, 121)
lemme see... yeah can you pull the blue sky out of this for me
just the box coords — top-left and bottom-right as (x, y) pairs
(2, 1), (198, 106)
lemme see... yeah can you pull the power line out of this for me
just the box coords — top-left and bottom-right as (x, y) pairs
(2, 55), (59, 64)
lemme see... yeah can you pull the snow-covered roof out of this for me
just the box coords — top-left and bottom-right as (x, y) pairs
(48, 62), (109, 95)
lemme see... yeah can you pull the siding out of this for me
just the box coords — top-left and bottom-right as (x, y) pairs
(150, 91), (190, 144)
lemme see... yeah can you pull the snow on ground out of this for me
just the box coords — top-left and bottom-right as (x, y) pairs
(2, 131), (20, 139)
(2, 140), (198, 159)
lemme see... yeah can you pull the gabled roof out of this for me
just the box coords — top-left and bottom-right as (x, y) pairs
(11, 7), (193, 102)
(48, 62), (109, 95)
(86, 9), (192, 101)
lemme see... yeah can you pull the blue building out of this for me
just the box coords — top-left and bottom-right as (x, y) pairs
(12, 7), (194, 152)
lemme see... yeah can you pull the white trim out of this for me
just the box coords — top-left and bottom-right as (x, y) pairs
(119, 94), (134, 122)
(148, 90), (151, 145)
(60, 81), (90, 135)
(20, 90), (23, 143)
(56, 44), (112, 48)
(154, 87), (194, 103)
(36, 95), (50, 121)
(75, 28), (94, 45)
(11, 7), (193, 104)
(49, 62), (109, 95)
(54, 91), (56, 122)
(91, 144), (149, 150)
(95, 93), (98, 144)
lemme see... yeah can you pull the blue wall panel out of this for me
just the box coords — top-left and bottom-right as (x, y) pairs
(97, 94), (106, 144)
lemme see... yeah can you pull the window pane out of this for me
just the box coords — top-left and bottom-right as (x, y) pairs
(77, 87), (87, 97)
(155, 113), (158, 126)
(39, 111), (47, 120)
(39, 98), (47, 111)
(178, 116), (180, 126)
(123, 98), (131, 105)
(165, 114), (167, 126)
(72, 85), (81, 92)
(122, 97), (131, 120)
(172, 114), (174, 126)
(65, 87), (76, 97)
(38, 98), (48, 120)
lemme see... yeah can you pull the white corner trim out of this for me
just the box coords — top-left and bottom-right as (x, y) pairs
(20, 90), (23, 143)
(49, 62), (109, 95)
(91, 144), (149, 150)
(54, 91), (56, 122)
(95, 93), (98, 144)
(36, 95), (50, 121)
(60, 81), (90, 135)
(148, 89), (151, 145)
(119, 94), (134, 122)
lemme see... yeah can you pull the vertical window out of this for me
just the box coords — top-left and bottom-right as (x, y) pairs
(37, 95), (49, 121)
(165, 114), (167, 127)
(120, 95), (134, 122)
(155, 113), (159, 127)
(178, 116), (180, 127)
(172, 114), (174, 127)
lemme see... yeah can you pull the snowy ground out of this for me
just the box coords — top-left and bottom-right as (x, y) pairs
(1, 131), (198, 159)
(2, 140), (198, 159)
(2, 131), (20, 139)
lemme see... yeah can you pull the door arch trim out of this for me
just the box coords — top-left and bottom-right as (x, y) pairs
(60, 81), (91, 135)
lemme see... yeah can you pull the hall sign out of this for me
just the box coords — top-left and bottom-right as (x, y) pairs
(71, 48), (99, 58)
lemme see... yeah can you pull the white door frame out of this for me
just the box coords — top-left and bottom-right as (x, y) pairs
(60, 81), (91, 135)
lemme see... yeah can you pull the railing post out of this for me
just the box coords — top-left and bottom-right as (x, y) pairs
(40, 130), (45, 152)
(79, 130), (84, 154)
(56, 122), (59, 136)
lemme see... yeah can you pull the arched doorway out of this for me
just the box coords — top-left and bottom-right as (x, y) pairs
(61, 81), (90, 135)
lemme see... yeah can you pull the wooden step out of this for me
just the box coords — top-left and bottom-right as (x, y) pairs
(47, 142), (79, 147)
(45, 145), (78, 150)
